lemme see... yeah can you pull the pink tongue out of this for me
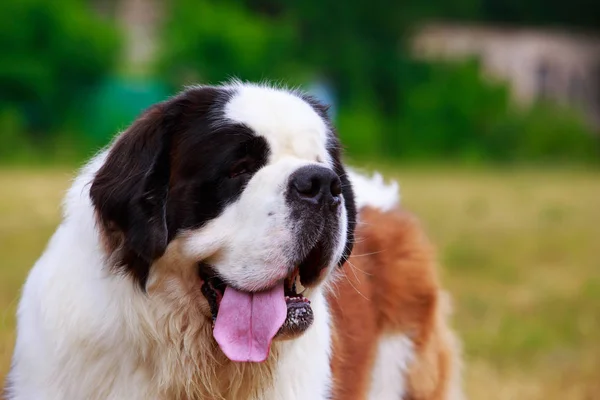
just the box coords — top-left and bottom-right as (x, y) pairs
(213, 282), (287, 362)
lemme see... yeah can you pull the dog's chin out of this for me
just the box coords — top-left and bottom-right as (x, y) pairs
(198, 243), (337, 346)
(193, 232), (342, 363)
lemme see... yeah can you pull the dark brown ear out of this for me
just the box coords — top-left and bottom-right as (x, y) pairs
(90, 105), (172, 266)
(90, 87), (223, 287)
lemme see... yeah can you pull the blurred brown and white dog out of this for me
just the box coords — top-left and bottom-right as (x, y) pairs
(6, 82), (464, 400)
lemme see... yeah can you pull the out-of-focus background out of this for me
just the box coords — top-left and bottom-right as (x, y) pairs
(1, 0), (599, 398)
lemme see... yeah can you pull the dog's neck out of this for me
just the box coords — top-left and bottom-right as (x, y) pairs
(141, 270), (333, 399)
(133, 248), (328, 399)
(140, 287), (332, 400)
(148, 322), (279, 399)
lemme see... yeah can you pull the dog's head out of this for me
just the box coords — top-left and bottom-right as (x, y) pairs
(90, 82), (356, 362)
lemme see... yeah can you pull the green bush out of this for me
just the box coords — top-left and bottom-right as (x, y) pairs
(336, 98), (387, 159)
(398, 59), (518, 161)
(1, 0), (598, 166)
(514, 103), (599, 163)
(338, 59), (599, 164)
(0, 0), (121, 139)
(158, 0), (299, 88)
(0, 107), (33, 162)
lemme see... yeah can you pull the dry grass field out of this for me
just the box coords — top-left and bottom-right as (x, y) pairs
(1, 166), (599, 399)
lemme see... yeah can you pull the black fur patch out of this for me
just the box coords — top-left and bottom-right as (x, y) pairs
(90, 87), (270, 288)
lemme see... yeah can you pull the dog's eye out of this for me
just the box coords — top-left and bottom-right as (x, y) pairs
(229, 158), (252, 179)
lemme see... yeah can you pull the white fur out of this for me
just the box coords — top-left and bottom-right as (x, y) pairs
(348, 169), (400, 212)
(367, 335), (414, 400)
(265, 289), (333, 399)
(7, 156), (158, 399)
(224, 81), (332, 166)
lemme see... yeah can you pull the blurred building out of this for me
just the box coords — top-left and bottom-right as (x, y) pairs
(413, 23), (600, 130)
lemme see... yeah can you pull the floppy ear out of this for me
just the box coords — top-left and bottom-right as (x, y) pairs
(90, 105), (172, 265)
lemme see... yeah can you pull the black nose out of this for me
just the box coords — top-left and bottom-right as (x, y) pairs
(289, 165), (342, 208)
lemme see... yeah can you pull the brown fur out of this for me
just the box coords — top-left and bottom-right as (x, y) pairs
(142, 242), (278, 400)
(328, 206), (462, 399)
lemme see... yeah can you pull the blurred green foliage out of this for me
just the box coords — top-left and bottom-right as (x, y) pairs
(83, 77), (169, 145)
(157, 0), (600, 165)
(159, 0), (299, 86)
(0, 0), (598, 165)
(0, 0), (121, 162)
(392, 60), (599, 163)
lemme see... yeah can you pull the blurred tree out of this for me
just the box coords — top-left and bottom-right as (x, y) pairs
(159, 0), (298, 87)
(0, 0), (121, 136)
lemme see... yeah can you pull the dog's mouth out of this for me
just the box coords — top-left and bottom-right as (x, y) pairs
(198, 244), (327, 363)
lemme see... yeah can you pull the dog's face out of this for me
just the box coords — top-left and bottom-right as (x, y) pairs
(90, 83), (356, 362)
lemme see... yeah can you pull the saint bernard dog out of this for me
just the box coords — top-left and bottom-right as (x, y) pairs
(5, 82), (464, 400)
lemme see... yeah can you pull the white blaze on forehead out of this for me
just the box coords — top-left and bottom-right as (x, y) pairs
(224, 83), (332, 165)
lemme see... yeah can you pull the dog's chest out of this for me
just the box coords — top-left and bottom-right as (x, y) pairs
(260, 291), (333, 400)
